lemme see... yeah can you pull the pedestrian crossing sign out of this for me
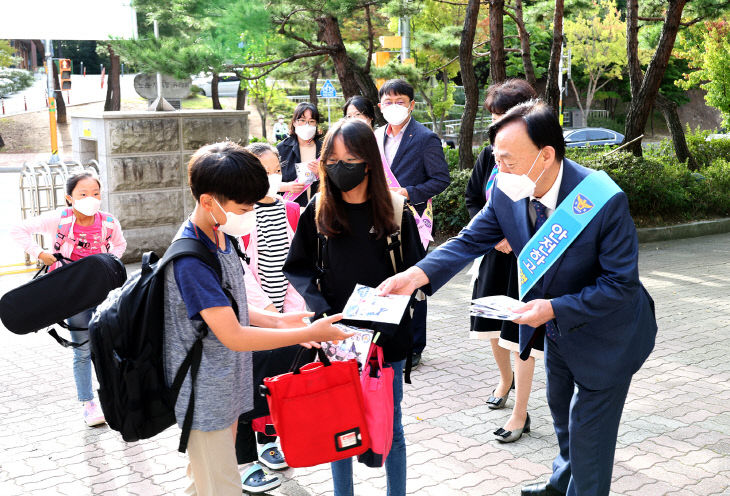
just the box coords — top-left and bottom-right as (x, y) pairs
(320, 79), (337, 98)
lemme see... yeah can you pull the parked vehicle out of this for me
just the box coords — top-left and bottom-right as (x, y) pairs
(563, 127), (625, 148)
(192, 73), (241, 97)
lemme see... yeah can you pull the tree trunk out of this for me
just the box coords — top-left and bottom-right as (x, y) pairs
(458, 0), (481, 170)
(52, 60), (67, 124)
(211, 72), (222, 110)
(236, 85), (247, 110)
(514, 0), (537, 88)
(622, 0), (688, 155)
(489, 0), (507, 84)
(104, 46), (120, 111)
(544, 0), (564, 116)
(309, 65), (320, 106)
(655, 93), (699, 170)
(317, 15), (361, 99)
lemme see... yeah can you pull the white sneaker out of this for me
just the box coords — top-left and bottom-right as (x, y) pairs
(83, 400), (106, 427)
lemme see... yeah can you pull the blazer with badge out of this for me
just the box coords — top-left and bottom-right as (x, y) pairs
(417, 158), (657, 390)
(375, 119), (450, 215)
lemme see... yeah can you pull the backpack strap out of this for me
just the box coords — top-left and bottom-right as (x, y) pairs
(285, 200), (301, 231)
(386, 192), (405, 274)
(53, 207), (75, 251)
(99, 212), (116, 252)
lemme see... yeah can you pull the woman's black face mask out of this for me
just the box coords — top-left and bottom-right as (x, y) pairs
(326, 160), (368, 192)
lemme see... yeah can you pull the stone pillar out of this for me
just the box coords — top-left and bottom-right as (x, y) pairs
(70, 110), (249, 261)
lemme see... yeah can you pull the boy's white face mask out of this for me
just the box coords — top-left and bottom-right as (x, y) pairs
(211, 199), (256, 237)
(495, 149), (546, 202)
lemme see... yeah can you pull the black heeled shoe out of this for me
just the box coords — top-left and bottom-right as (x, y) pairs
(486, 374), (515, 410)
(493, 412), (530, 443)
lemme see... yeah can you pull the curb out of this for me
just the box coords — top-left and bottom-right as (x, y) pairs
(637, 218), (730, 244)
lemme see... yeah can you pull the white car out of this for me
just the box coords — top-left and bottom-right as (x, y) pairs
(193, 73), (241, 97)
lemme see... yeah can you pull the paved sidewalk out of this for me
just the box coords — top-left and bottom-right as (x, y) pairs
(0, 233), (729, 495)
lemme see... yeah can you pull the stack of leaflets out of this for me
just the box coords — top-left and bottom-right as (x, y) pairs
(320, 324), (374, 370)
(470, 295), (523, 321)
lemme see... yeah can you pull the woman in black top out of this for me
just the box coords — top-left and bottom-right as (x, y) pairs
(465, 79), (541, 444)
(283, 119), (424, 496)
(276, 102), (324, 208)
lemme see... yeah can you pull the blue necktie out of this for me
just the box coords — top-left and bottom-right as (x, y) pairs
(531, 200), (558, 341)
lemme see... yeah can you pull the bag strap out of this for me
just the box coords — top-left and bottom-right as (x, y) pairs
(386, 192), (405, 274)
(289, 347), (330, 374)
(171, 321), (208, 453)
(285, 200), (301, 230)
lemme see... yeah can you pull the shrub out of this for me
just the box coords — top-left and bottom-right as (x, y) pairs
(432, 169), (471, 235)
(0, 68), (34, 97)
(685, 126), (730, 166)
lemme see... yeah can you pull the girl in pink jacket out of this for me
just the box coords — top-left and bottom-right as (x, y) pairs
(10, 172), (126, 426)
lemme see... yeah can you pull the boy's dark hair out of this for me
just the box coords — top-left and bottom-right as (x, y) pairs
(342, 95), (376, 122)
(488, 99), (566, 161)
(288, 102), (322, 136)
(484, 79), (537, 115)
(188, 142), (269, 204)
(378, 79), (414, 102)
(65, 171), (101, 206)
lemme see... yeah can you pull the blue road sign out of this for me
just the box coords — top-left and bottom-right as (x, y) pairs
(320, 79), (337, 98)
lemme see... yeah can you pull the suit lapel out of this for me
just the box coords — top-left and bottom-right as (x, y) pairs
(510, 198), (532, 254)
(540, 160), (582, 292)
(390, 121), (416, 171)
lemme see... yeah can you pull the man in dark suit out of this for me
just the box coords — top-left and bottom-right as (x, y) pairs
(379, 100), (657, 496)
(374, 79), (451, 366)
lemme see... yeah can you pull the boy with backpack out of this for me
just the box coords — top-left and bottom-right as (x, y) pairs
(164, 142), (350, 495)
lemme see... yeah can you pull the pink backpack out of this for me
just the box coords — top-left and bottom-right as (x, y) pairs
(53, 207), (116, 253)
(357, 344), (394, 467)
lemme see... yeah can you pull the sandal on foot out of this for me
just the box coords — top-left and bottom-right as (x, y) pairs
(241, 463), (281, 494)
(258, 442), (288, 470)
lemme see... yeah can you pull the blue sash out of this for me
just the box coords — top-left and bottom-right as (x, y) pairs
(517, 171), (621, 300)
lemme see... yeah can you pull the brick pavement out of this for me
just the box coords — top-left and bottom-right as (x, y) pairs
(0, 233), (729, 495)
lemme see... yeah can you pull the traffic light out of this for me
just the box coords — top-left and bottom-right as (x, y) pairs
(59, 59), (72, 90)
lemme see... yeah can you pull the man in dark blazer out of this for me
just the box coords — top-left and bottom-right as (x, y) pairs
(375, 79), (451, 366)
(379, 100), (657, 496)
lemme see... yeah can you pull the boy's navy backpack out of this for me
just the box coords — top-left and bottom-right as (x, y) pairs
(0, 253), (126, 347)
(88, 236), (244, 453)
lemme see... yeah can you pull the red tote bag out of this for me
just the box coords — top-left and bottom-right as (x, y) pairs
(262, 348), (370, 468)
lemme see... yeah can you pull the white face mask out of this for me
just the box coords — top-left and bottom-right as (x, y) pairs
(211, 199), (256, 237)
(73, 197), (101, 217)
(295, 124), (316, 141)
(267, 173), (282, 198)
(381, 103), (410, 126)
(495, 150), (546, 202)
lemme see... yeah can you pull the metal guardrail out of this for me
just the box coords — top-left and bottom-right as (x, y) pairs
(0, 159), (99, 271)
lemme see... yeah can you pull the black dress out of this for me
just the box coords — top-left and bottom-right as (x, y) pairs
(276, 135), (324, 208)
(283, 196), (426, 366)
(465, 146), (543, 356)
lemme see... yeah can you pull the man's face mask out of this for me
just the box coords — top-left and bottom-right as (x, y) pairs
(495, 149), (546, 202)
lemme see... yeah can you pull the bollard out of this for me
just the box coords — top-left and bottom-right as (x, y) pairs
(66, 91), (70, 105)
(24, 95), (27, 111)
(1, 98), (4, 115)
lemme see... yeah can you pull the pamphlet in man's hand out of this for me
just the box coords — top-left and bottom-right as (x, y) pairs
(470, 295), (523, 320)
(342, 284), (411, 324)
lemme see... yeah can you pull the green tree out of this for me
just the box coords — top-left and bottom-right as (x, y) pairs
(0, 40), (19, 67)
(675, 19), (730, 128)
(564, 0), (625, 126)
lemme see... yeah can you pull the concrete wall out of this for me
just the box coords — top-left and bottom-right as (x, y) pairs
(70, 110), (249, 261)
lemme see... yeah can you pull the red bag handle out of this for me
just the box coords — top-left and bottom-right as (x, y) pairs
(291, 347), (331, 375)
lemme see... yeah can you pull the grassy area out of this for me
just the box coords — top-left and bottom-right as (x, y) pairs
(181, 94), (238, 110)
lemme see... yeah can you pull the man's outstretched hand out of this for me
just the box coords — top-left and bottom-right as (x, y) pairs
(378, 266), (429, 296)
